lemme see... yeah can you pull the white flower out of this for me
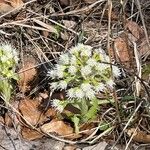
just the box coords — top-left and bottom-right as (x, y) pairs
(58, 80), (67, 89)
(55, 64), (66, 71)
(1, 44), (18, 63)
(75, 88), (84, 99)
(70, 46), (79, 54)
(95, 48), (106, 55)
(67, 88), (75, 99)
(1, 55), (8, 62)
(106, 79), (115, 89)
(85, 88), (95, 99)
(86, 58), (97, 67)
(80, 45), (92, 57)
(56, 70), (64, 78)
(54, 65), (65, 78)
(68, 65), (77, 75)
(50, 82), (58, 90)
(95, 63), (109, 71)
(95, 83), (105, 92)
(101, 55), (110, 63)
(59, 53), (69, 64)
(112, 66), (121, 77)
(48, 70), (57, 79)
(51, 99), (64, 112)
(70, 55), (77, 65)
(81, 83), (92, 92)
(81, 65), (92, 76)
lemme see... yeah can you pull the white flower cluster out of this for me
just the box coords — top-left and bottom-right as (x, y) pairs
(0, 44), (18, 79)
(48, 44), (121, 110)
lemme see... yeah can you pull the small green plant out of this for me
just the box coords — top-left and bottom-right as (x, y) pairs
(48, 44), (120, 133)
(0, 44), (18, 102)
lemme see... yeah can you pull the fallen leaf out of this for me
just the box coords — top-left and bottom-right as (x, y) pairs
(126, 128), (150, 143)
(125, 20), (144, 40)
(0, 0), (23, 14)
(113, 37), (132, 68)
(18, 56), (37, 93)
(41, 119), (73, 136)
(138, 37), (150, 56)
(19, 97), (56, 127)
(19, 98), (43, 126)
(21, 127), (43, 140)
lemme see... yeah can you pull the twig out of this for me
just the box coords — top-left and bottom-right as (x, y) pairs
(51, 0), (106, 16)
(135, 0), (150, 60)
(111, 101), (143, 149)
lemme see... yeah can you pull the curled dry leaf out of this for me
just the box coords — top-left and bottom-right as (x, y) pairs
(0, 0), (24, 14)
(19, 97), (56, 126)
(19, 98), (42, 126)
(41, 119), (73, 136)
(126, 128), (150, 143)
(113, 37), (131, 68)
(138, 37), (150, 56)
(125, 20), (144, 40)
(21, 127), (43, 140)
(18, 56), (37, 93)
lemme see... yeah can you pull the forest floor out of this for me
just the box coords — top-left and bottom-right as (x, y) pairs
(0, 0), (150, 150)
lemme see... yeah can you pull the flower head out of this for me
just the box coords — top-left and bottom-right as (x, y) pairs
(106, 79), (115, 89)
(95, 83), (105, 92)
(75, 88), (84, 99)
(85, 88), (95, 99)
(68, 65), (77, 75)
(81, 83), (92, 92)
(59, 53), (69, 64)
(67, 88), (75, 99)
(58, 80), (68, 90)
(112, 65), (121, 77)
(51, 99), (64, 112)
(86, 58), (97, 67)
(50, 82), (58, 90)
(81, 65), (92, 76)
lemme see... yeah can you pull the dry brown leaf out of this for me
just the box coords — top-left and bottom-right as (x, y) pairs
(41, 119), (73, 136)
(19, 98), (43, 126)
(138, 37), (150, 56)
(19, 97), (56, 126)
(21, 127), (43, 140)
(114, 37), (131, 68)
(0, 0), (23, 13)
(18, 56), (37, 93)
(126, 128), (150, 143)
(125, 20), (144, 40)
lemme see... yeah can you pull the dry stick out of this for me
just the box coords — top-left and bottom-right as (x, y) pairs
(0, 0), (37, 19)
(51, 0), (106, 16)
(107, 0), (121, 124)
(24, 33), (49, 62)
(133, 42), (142, 97)
(124, 119), (142, 150)
(135, 0), (150, 60)
(111, 101), (143, 150)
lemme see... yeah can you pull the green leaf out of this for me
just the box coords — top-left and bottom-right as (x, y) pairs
(85, 98), (99, 121)
(71, 115), (80, 133)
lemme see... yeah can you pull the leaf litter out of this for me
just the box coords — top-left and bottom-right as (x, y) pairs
(0, 0), (150, 150)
